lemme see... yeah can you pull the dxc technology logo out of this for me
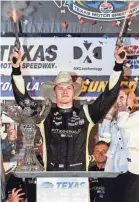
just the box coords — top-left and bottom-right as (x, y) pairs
(73, 43), (102, 63)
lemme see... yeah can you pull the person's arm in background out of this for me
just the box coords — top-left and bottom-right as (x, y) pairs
(1, 138), (16, 156)
(10, 49), (34, 106)
(1, 124), (17, 202)
(5, 188), (25, 202)
(84, 46), (126, 125)
(1, 124), (17, 156)
(99, 104), (117, 143)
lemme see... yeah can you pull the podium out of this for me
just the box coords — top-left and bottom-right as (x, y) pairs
(13, 171), (120, 178)
(12, 171), (120, 202)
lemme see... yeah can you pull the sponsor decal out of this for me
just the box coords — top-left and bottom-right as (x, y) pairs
(79, 119), (85, 125)
(88, 154), (95, 163)
(53, 0), (139, 21)
(40, 182), (54, 188)
(52, 120), (62, 126)
(0, 45), (58, 70)
(37, 178), (89, 202)
(73, 43), (102, 63)
(41, 181), (85, 189)
(1, 38), (138, 76)
(51, 128), (81, 135)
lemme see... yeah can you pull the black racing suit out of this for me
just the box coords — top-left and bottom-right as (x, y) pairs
(11, 62), (123, 171)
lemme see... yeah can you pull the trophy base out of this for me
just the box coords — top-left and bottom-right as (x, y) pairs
(16, 147), (45, 172)
(16, 164), (44, 172)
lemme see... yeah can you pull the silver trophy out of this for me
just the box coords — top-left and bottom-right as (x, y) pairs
(2, 98), (51, 172)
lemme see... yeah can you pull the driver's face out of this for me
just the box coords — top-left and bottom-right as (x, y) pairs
(55, 84), (74, 104)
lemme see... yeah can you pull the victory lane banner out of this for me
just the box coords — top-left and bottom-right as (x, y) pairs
(1, 75), (139, 100)
(0, 37), (139, 76)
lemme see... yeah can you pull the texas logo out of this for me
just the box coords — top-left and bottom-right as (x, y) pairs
(53, 0), (139, 21)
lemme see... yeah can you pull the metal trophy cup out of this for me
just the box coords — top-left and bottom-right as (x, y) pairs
(2, 98), (51, 172)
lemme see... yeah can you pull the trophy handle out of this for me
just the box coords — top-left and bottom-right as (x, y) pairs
(4, 162), (17, 175)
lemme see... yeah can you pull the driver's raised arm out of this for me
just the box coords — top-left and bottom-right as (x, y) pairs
(84, 46), (126, 125)
(10, 49), (34, 105)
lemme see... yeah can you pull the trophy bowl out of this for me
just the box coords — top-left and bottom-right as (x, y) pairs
(2, 98), (51, 172)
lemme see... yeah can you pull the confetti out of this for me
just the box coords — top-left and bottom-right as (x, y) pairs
(127, 158), (131, 162)
(23, 20), (29, 25)
(94, 135), (98, 141)
(60, 9), (66, 13)
(128, 28), (132, 32)
(116, 21), (121, 26)
(99, 194), (104, 199)
(134, 77), (139, 82)
(124, 63), (131, 69)
(79, 19), (85, 24)
(78, 15), (82, 20)
(61, 21), (68, 28)
(124, 76), (129, 80)
(100, 26), (103, 31)
(66, 34), (72, 37)
(65, 0), (73, 6)
(128, 21), (132, 26)
(94, 52), (99, 58)
(85, 79), (90, 85)
(45, 48), (52, 54)
(112, 21), (117, 26)
(134, 36), (139, 40)
(103, 34), (108, 39)
(84, 40), (88, 44)
(45, 48), (48, 53)
(99, 41), (103, 45)
(89, 20), (96, 25)
(133, 45), (139, 50)
(87, 98), (92, 102)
